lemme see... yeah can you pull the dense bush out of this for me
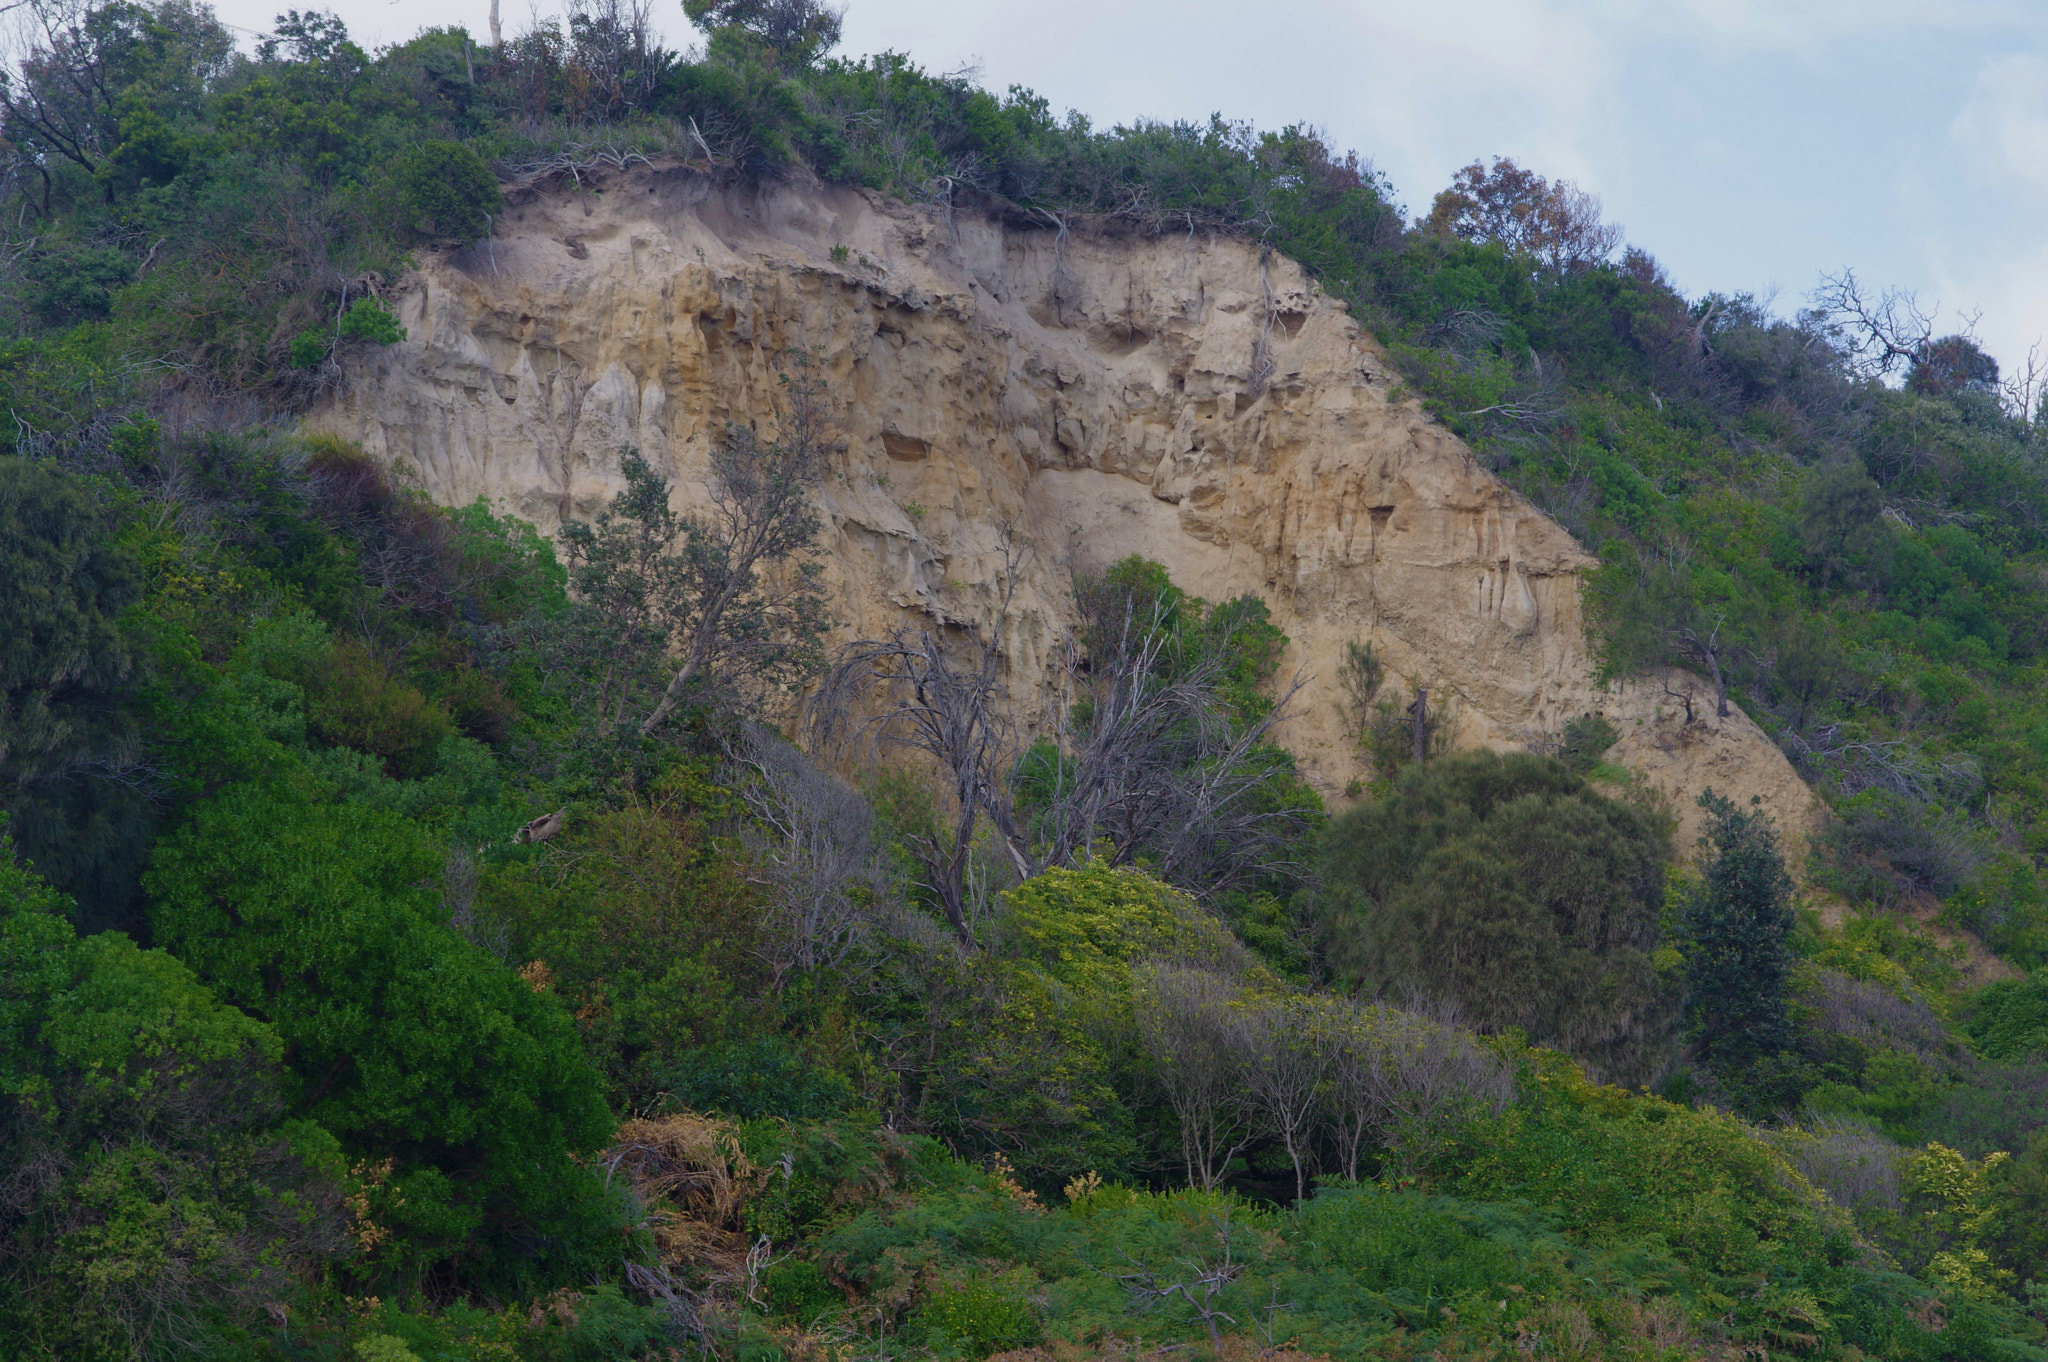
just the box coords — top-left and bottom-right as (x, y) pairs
(389, 138), (503, 240)
(1, 0), (2046, 1353)
(146, 787), (624, 1291)
(1318, 750), (1677, 1083)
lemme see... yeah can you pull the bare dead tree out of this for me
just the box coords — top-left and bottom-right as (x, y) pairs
(1810, 269), (1937, 382)
(1113, 1213), (1245, 1359)
(2001, 340), (2046, 430)
(1233, 993), (1326, 1204)
(1779, 726), (1982, 804)
(723, 722), (894, 986)
(1030, 589), (1313, 892)
(810, 530), (1032, 945)
(1133, 963), (1262, 1192)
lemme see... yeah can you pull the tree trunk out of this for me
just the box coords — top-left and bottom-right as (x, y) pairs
(1410, 687), (1428, 764)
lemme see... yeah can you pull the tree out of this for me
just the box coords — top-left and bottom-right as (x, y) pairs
(1132, 963), (1259, 1192)
(389, 139), (504, 241)
(1809, 268), (1936, 383)
(1234, 993), (1326, 1203)
(0, 0), (233, 194)
(812, 530), (1032, 945)
(724, 723), (894, 985)
(1308, 995), (1515, 1181)
(1908, 334), (2000, 399)
(1019, 558), (1317, 894)
(143, 787), (622, 1290)
(0, 832), (348, 1355)
(0, 456), (150, 926)
(554, 352), (833, 739)
(1422, 157), (1622, 274)
(1798, 459), (1885, 588)
(683, 0), (842, 67)
(1678, 789), (1796, 1075)
(1586, 534), (1733, 721)
(1318, 750), (1677, 1084)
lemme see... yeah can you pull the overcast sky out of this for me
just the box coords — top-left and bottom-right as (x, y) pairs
(210, 0), (2048, 373)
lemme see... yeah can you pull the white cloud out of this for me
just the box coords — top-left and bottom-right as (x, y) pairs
(1952, 52), (2048, 194)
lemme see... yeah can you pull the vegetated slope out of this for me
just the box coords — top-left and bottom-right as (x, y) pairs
(4, 2), (2048, 1359)
(307, 165), (1818, 854)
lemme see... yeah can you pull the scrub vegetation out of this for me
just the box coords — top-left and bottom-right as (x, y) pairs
(5, 0), (2048, 1357)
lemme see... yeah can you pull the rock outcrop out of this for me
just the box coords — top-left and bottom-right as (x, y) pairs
(308, 165), (1818, 858)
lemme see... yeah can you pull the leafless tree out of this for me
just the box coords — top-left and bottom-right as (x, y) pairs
(1031, 589), (1313, 892)
(1133, 963), (1262, 1192)
(1809, 269), (1938, 383)
(1234, 993), (1326, 1204)
(810, 530), (1032, 945)
(723, 722), (893, 985)
(1364, 1001), (1515, 1176)
(2001, 340), (2046, 430)
(1780, 725), (1982, 804)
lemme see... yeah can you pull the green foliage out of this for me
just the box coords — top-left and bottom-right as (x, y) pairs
(1679, 790), (1797, 1084)
(0, 832), (348, 1357)
(338, 296), (406, 344)
(1558, 712), (1620, 773)
(0, 456), (151, 923)
(3, 6), (2048, 1353)
(664, 1034), (855, 1119)
(27, 244), (135, 324)
(389, 139), (502, 240)
(144, 786), (622, 1292)
(1967, 972), (2048, 1062)
(1001, 858), (1237, 994)
(1318, 750), (1676, 1083)
(480, 776), (770, 1112)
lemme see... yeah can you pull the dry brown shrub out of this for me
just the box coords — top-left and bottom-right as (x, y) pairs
(606, 1113), (761, 1276)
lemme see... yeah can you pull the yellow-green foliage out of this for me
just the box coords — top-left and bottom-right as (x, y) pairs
(1000, 857), (1246, 994)
(1906, 1143), (2012, 1298)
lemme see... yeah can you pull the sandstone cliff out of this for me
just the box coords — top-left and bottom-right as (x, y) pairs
(308, 165), (1818, 859)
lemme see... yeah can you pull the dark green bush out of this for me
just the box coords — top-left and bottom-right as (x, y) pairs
(27, 245), (134, 324)
(390, 139), (504, 240)
(1318, 750), (1676, 1083)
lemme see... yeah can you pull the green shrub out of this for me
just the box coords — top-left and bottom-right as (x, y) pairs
(338, 295), (406, 344)
(1318, 750), (1676, 1083)
(1680, 790), (1798, 1085)
(661, 1033), (856, 1120)
(144, 788), (624, 1293)
(0, 833), (348, 1355)
(308, 636), (457, 777)
(27, 245), (134, 324)
(918, 1272), (1038, 1356)
(390, 139), (504, 240)
(1965, 971), (2048, 1061)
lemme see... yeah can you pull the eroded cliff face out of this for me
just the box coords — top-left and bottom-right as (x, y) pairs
(308, 165), (1817, 857)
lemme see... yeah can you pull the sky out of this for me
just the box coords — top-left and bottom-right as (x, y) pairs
(205, 0), (2048, 375)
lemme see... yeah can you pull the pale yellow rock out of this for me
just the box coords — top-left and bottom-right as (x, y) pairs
(308, 167), (1819, 863)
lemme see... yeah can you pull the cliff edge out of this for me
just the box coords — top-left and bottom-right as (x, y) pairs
(307, 165), (1818, 858)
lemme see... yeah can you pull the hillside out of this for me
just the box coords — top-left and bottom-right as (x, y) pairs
(4, 2), (2048, 1360)
(306, 166), (1817, 853)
